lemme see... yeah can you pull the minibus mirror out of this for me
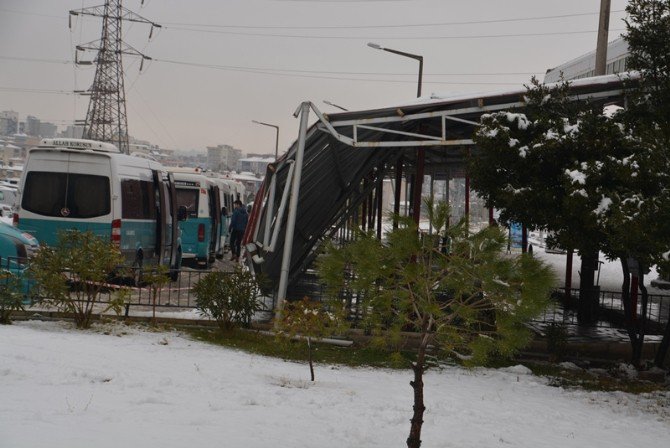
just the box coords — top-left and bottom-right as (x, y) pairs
(177, 205), (188, 222)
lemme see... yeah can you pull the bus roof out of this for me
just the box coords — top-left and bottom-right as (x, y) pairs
(38, 138), (120, 153)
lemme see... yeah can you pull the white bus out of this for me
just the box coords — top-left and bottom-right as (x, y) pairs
(15, 138), (183, 280)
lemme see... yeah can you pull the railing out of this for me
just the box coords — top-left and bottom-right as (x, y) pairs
(287, 272), (670, 336)
(541, 288), (670, 335)
(12, 267), (274, 317)
(9, 256), (670, 335)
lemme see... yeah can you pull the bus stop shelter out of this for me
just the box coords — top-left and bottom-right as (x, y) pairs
(242, 75), (629, 311)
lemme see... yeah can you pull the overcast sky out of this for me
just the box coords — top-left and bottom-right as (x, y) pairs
(0, 0), (630, 154)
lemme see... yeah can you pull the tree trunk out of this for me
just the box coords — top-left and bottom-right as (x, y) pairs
(406, 358), (426, 448)
(407, 316), (430, 448)
(632, 272), (649, 367)
(654, 317), (670, 368)
(577, 251), (599, 325)
(620, 258), (637, 344)
(308, 337), (315, 381)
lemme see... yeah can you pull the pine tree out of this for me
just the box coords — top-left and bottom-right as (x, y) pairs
(318, 200), (554, 448)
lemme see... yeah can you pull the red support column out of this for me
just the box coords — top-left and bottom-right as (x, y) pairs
(412, 149), (425, 226)
(464, 173), (470, 230)
(361, 180), (367, 231)
(368, 190), (374, 230)
(393, 157), (403, 229)
(377, 177), (383, 239)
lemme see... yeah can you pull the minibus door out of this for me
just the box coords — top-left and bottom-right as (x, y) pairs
(152, 170), (168, 265)
(209, 184), (221, 256)
(167, 172), (180, 269)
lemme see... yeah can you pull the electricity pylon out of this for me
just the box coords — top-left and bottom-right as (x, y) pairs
(70, 0), (160, 154)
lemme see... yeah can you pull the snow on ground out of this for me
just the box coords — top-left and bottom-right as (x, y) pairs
(1, 321), (668, 448)
(528, 237), (666, 295)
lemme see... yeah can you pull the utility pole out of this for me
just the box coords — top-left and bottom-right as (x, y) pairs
(594, 0), (611, 76)
(70, 0), (160, 154)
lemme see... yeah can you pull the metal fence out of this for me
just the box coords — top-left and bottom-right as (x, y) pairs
(539, 288), (670, 335)
(287, 272), (670, 335)
(8, 255), (669, 336)
(13, 267), (276, 317)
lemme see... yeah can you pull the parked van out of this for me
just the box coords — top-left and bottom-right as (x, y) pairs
(205, 175), (237, 259)
(15, 138), (183, 280)
(170, 170), (222, 269)
(0, 185), (18, 210)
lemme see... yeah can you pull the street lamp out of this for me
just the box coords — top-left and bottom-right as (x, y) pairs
(368, 42), (425, 226)
(367, 42), (423, 98)
(251, 120), (279, 160)
(323, 100), (348, 112)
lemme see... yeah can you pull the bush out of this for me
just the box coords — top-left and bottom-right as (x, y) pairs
(28, 230), (126, 329)
(0, 271), (24, 324)
(193, 266), (263, 331)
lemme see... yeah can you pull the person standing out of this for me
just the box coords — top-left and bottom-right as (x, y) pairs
(229, 199), (248, 262)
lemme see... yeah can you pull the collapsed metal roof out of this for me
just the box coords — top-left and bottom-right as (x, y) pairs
(243, 75), (629, 300)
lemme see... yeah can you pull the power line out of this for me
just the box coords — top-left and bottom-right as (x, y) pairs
(163, 10), (626, 30)
(0, 55), (72, 64)
(0, 54), (543, 76)
(154, 58), (541, 77)
(0, 86), (76, 95)
(164, 26), (625, 40)
(2, 6), (626, 30)
(155, 59), (525, 85)
(0, 7), (62, 19)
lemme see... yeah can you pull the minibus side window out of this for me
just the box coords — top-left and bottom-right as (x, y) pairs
(121, 179), (157, 220)
(175, 189), (199, 218)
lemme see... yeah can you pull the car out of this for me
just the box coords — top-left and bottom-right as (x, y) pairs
(0, 222), (39, 297)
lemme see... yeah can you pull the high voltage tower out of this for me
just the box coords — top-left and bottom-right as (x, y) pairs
(69, 0), (160, 154)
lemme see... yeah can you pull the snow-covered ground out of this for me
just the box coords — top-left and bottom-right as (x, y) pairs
(1, 321), (668, 448)
(528, 235), (666, 295)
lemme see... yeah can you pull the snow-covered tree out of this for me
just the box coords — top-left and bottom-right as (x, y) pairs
(471, 79), (624, 323)
(471, 6), (670, 365)
(623, 0), (670, 367)
(318, 200), (554, 448)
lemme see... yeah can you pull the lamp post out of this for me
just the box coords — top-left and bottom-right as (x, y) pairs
(323, 100), (348, 112)
(367, 42), (423, 98)
(251, 120), (279, 160)
(367, 42), (425, 226)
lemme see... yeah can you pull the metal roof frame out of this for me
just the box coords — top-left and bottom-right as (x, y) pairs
(242, 76), (629, 308)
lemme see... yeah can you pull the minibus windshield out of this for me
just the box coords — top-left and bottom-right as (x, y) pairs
(22, 171), (110, 218)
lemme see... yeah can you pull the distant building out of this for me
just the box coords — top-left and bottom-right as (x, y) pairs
(545, 38), (629, 83)
(39, 122), (58, 138)
(25, 115), (41, 137)
(207, 144), (242, 172)
(60, 125), (84, 139)
(0, 111), (19, 136)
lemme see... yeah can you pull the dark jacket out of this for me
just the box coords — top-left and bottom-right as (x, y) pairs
(229, 207), (248, 232)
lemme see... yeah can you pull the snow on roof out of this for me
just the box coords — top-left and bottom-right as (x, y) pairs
(369, 73), (633, 111)
(232, 172), (263, 182)
(240, 157), (274, 163)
